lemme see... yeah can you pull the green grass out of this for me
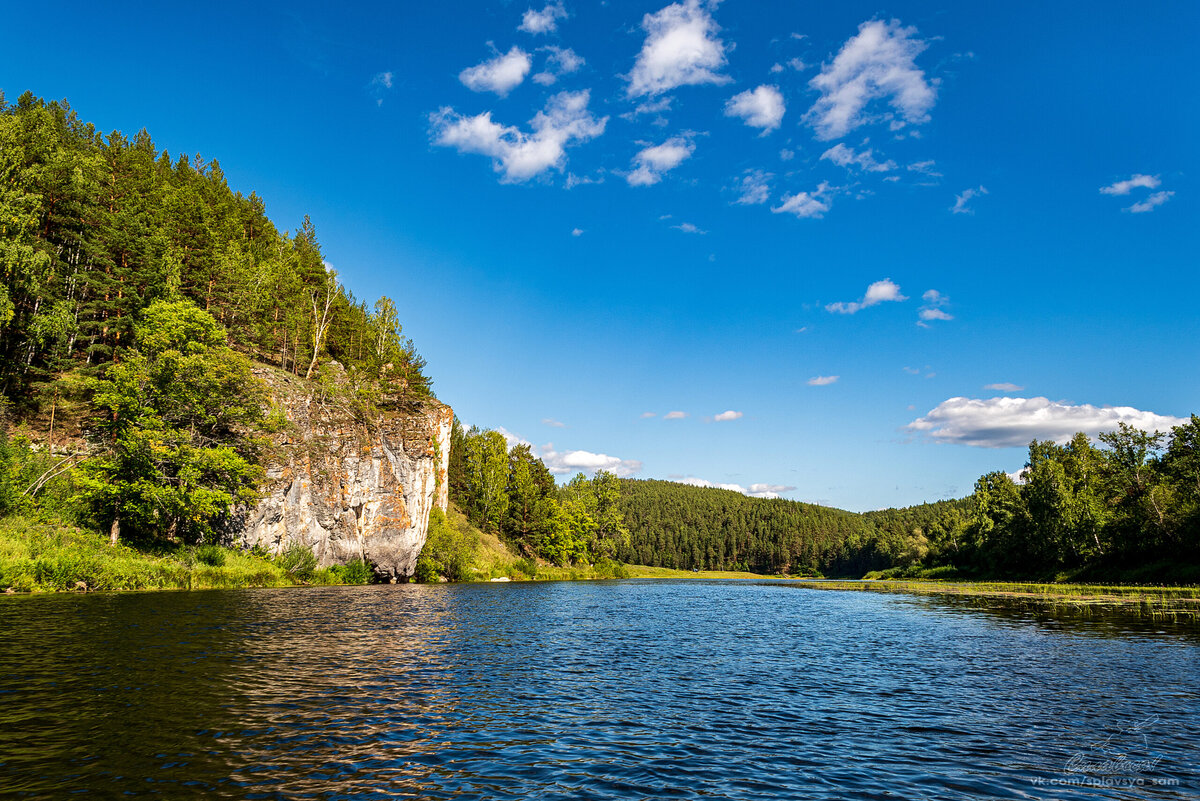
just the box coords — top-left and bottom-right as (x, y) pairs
(0, 516), (370, 593)
(793, 577), (1200, 603)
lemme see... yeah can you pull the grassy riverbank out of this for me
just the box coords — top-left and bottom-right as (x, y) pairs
(790, 577), (1200, 621)
(0, 516), (370, 593)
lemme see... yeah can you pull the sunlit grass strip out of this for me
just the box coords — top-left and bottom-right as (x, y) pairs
(0, 517), (365, 593)
(792, 578), (1200, 603)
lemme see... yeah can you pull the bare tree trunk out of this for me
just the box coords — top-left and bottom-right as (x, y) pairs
(305, 273), (337, 380)
(109, 517), (120, 546)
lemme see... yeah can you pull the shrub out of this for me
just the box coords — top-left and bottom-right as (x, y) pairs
(514, 556), (539, 580)
(330, 558), (373, 585)
(593, 557), (629, 579)
(277, 543), (317, 580)
(195, 544), (227, 567)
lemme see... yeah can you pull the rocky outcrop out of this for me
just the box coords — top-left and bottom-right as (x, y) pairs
(234, 365), (451, 580)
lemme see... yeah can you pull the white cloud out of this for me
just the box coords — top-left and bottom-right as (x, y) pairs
(626, 136), (695, 186)
(571, 227), (584, 236)
(627, 0), (730, 98)
(1099, 174), (1160, 196)
(825, 278), (906, 314)
(907, 396), (1188, 449)
(787, 57), (808, 71)
(1006, 468), (1029, 485)
(519, 2), (567, 35)
(951, 185), (987, 214)
(807, 375), (839, 386)
(985, 382), (1024, 392)
(772, 181), (834, 219)
(541, 418), (566, 428)
(495, 426), (531, 450)
(713, 410), (742, 421)
(459, 47), (533, 96)
(679, 477), (796, 499)
(733, 169), (771, 205)
(807, 19), (936, 140)
(640, 411), (657, 418)
(820, 142), (896, 172)
(917, 288), (953, 325)
(532, 45), (584, 85)
(369, 71), (394, 106)
(770, 62), (784, 74)
(664, 410), (688, 419)
(540, 446), (643, 477)
(432, 90), (607, 183)
(672, 222), (705, 233)
(1127, 190), (1174, 213)
(724, 85), (785, 133)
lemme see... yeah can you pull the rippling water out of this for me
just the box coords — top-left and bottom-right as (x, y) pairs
(1, 580), (1197, 799)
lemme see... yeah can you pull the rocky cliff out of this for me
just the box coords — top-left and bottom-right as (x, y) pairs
(235, 365), (452, 581)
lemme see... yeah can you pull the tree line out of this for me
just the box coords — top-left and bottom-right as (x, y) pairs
(0, 91), (430, 417)
(447, 422), (628, 566)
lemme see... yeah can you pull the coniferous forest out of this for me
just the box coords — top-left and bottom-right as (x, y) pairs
(0, 92), (1197, 585)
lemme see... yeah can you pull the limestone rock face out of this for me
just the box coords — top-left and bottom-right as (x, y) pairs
(235, 366), (452, 580)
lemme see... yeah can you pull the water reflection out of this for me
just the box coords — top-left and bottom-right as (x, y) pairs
(1, 581), (1197, 799)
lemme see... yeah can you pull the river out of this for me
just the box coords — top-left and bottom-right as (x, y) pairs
(1, 580), (1196, 798)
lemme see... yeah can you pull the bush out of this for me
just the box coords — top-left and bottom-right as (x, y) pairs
(329, 558), (373, 585)
(514, 556), (539, 580)
(276, 543), (317, 580)
(592, 557), (629, 579)
(416, 508), (478, 582)
(194, 544), (227, 567)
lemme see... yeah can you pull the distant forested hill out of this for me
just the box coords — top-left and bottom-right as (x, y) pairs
(615, 479), (918, 576)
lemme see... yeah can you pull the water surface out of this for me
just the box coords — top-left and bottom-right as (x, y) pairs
(1, 580), (1196, 799)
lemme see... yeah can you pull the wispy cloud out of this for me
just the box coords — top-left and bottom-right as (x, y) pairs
(826, 278), (906, 314)
(541, 417), (566, 428)
(820, 142), (896, 172)
(807, 375), (839, 386)
(1127, 191), (1174, 213)
(724, 85), (785, 133)
(984, 382), (1024, 392)
(369, 71), (393, 106)
(672, 222), (706, 233)
(908, 396), (1187, 448)
(664, 410), (688, 420)
(772, 181), (834, 219)
(627, 0), (730, 97)
(951, 185), (987, 214)
(519, 2), (567, 35)
(807, 19), (936, 140)
(459, 46), (532, 96)
(431, 90), (606, 183)
(532, 45), (584, 85)
(626, 136), (695, 186)
(679, 477), (795, 499)
(917, 288), (952, 326)
(713, 410), (742, 421)
(571, 227), (584, 236)
(1099, 174), (1160, 196)
(733, 169), (771, 205)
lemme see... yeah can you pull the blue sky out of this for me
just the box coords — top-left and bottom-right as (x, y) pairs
(4, 0), (1197, 510)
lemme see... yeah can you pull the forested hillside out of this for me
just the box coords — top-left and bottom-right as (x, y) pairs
(0, 91), (429, 417)
(615, 479), (894, 576)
